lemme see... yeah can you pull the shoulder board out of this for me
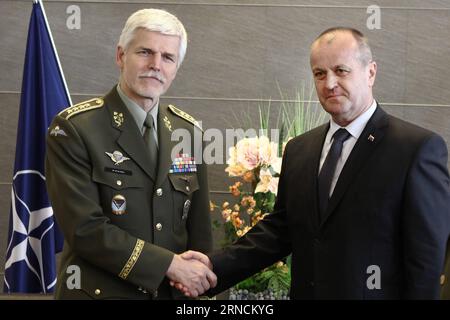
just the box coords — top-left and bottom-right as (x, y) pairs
(59, 98), (104, 120)
(168, 104), (203, 131)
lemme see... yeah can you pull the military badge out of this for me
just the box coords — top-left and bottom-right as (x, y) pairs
(105, 150), (130, 165)
(49, 125), (67, 137)
(113, 112), (124, 127)
(169, 153), (197, 173)
(112, 194), (126, 215)
(163, 116), (172, 132)
(182, 200), (191, 220)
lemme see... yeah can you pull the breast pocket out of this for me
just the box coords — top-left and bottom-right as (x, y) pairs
(168, 173), (199, 230)
(92, 168), (146, 231)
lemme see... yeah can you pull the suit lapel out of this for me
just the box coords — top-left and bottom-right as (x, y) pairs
(156, 105), (178, 187)
(310, 125), (330, 231)
(320, 106), (389, 227)
(104, 88), (156, 181)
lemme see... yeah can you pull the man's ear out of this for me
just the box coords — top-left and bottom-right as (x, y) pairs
(116, 46), (125, 69)
(368, 61), (377, 87)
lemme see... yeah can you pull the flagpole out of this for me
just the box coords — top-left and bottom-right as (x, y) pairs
(37, 0), (73, 105)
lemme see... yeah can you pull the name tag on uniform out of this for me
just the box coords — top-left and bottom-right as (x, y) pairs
(105, 167), (132, 175)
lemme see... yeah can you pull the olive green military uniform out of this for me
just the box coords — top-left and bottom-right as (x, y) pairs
(45, 87), (212, 299)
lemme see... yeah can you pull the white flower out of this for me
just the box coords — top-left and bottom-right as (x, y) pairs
(255, 168), (279, 195)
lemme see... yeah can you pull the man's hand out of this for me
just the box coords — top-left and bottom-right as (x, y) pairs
(166, 252), (216, 297)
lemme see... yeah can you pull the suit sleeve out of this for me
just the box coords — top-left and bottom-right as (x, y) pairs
(402, 133), (450, 299)
(208, 140), (294, 295)
(45, 115), (173, 292)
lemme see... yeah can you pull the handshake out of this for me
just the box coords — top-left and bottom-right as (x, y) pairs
(166, 250), (217, 298)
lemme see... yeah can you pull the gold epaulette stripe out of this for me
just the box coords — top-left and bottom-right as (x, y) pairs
(118, 238), (145, 280)
(168, 104), (203, 131)
(59, 98), (104, 119)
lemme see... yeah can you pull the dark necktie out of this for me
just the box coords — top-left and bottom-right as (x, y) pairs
(143, 113), (158, 175)
(318, 128), (351, 222)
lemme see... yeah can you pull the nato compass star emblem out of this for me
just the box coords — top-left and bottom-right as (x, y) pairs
(4, 170), (63, 293)
(105, 150), (130, 165)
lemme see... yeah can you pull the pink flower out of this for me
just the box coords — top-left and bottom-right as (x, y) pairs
(235, 137), (260, 170)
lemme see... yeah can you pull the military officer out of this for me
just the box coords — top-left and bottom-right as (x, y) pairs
(45, 8), (215, 299)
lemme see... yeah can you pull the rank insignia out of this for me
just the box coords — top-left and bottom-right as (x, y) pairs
(112, 194), (126, 215)
(113, 112), (124, 127)
(105, 150), (130, 165)
(182, 199), (191, 220)
(163, 116), (172, 132)
(169, 153), (197, 173)
(50, 125), (67, 137)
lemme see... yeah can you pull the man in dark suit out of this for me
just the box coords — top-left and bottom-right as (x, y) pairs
(177, 27), (450, 299)
(45, 8), (215, 299)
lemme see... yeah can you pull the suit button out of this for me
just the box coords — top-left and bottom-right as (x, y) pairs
(441, 274), (446, 285)
(156, 188), (163, 196)
(94, 289), (101, 295)
(156, 223), (162, 231)
(116, 180), (122, 186)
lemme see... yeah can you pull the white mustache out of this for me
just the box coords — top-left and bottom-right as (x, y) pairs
(140, 71), (165, 83)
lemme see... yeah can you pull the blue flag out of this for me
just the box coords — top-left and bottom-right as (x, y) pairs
(4, 0), (71, 293)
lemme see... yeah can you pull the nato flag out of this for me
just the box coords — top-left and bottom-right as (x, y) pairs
(4, 0), (71, 293)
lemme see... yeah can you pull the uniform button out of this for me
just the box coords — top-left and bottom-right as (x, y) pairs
(156, 223), (162, 231)
(441, 274), (446, 285)
(185, 186), (190, 192)
(94, 289), (101, 295)
(116, 180), (122, 186)
(138, 286), (148, 294)
(156, 188), (163, 196)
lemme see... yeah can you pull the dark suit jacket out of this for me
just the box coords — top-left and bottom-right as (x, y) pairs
(46, 87), (212, 299)
(209, 106), (450, 299)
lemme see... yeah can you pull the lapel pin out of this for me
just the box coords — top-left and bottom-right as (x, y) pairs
(163, 116), (172, 132)
(113, 111), (124, 127)
(105, 150), (130, 165)
(368, 134), (375, 142)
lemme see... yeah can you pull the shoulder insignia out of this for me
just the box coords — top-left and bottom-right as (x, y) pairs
(59, 98), (104, 120)
(168, 104), (203, 131)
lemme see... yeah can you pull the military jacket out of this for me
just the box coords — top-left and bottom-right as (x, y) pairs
(45, 87), (212, 299)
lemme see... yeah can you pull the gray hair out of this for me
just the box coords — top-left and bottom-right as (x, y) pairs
(118, 9), (187, 67)
(313, 27), (373, 65)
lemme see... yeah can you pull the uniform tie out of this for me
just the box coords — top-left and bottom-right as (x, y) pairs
(318, 128), (351, 222)
(143, 113), (158, 175)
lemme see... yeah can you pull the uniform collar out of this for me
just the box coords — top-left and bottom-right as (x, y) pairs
(116, 84), (159, 135)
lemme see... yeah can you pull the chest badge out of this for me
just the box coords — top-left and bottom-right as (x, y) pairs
(170, 153), (197, 173)
(112, 194), (126, 215)
(105, 150), (130, 165)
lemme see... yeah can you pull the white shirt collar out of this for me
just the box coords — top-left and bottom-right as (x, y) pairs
(327, 99), (377, 142)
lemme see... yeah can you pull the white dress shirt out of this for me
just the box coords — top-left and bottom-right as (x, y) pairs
(319, 100), (378, 196)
